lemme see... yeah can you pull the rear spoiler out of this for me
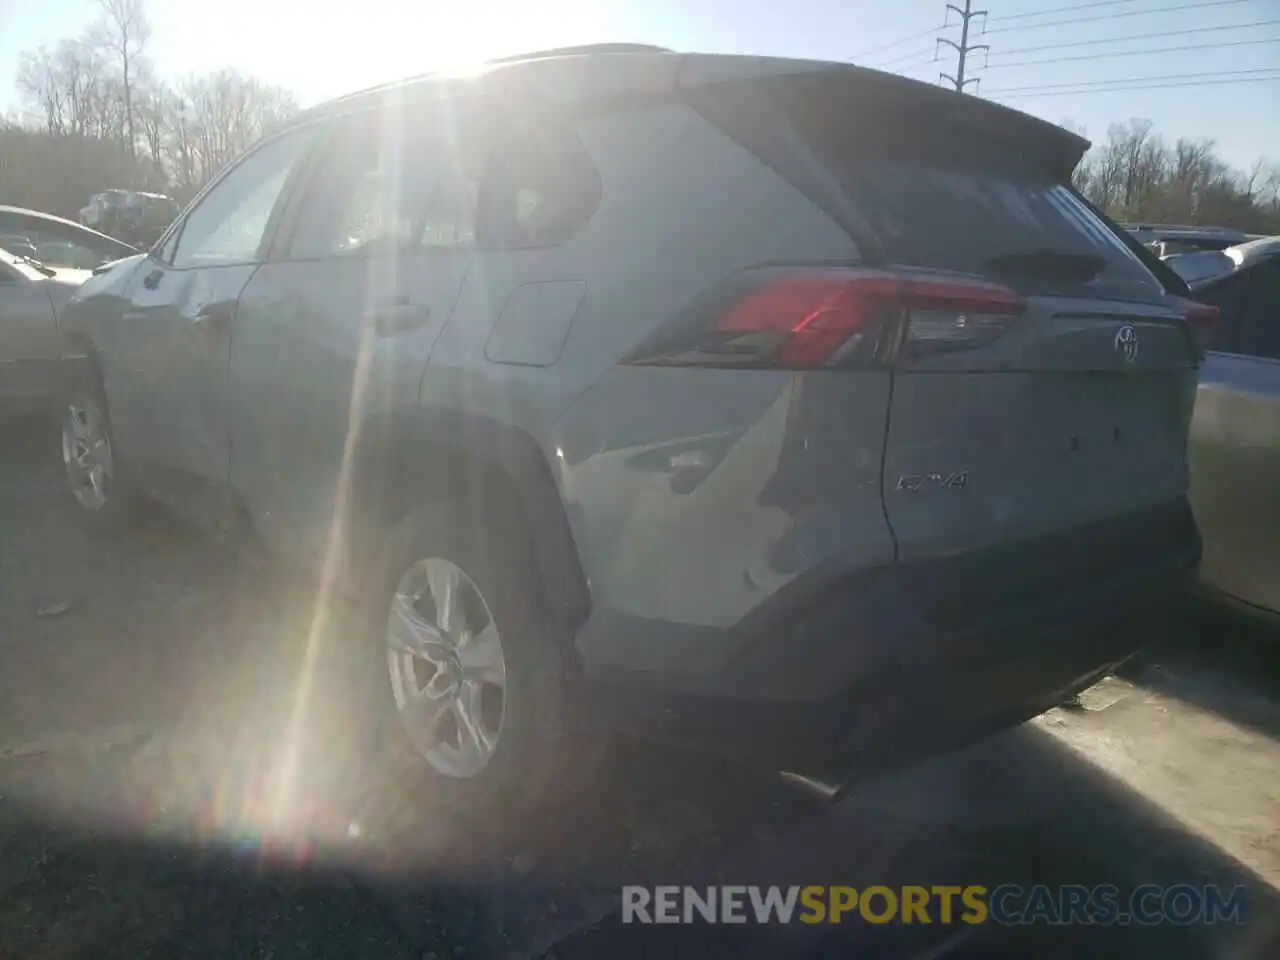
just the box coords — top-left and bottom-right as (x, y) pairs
(677, 57), (1091, 182)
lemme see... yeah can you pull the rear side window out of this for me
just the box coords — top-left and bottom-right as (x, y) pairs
(474, 112), (600, 250)
(1196, 271), (1252, 354)
(1198, 260), (1280, 361)
(285, 99), (598, 258)
(1244, 261), (1280, 361)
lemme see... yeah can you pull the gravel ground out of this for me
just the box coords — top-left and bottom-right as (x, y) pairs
(2, 411), (1279, 959)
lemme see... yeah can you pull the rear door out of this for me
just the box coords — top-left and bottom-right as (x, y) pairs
(229, 104), (472, 568)
(852, 161), (1196, 559)
(780, 85), (1199, 584)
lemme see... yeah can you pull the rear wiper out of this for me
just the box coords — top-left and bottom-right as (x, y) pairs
(981, 249), (1108, 284)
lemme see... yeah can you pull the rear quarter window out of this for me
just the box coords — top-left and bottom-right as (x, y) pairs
(474, 112), (601, 250)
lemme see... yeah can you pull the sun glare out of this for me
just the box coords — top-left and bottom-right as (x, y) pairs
(273, 0), (611, 102)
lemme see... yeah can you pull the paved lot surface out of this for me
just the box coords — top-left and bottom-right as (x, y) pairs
(2, 412), (1279, 958)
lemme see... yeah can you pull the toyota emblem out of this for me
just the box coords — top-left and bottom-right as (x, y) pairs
(1114, 324), (1139, 364)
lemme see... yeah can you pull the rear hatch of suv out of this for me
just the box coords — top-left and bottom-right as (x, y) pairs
(686, 62), (1202, 626)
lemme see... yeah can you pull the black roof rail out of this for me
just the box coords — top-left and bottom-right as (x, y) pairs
(486, 43), (674, 64)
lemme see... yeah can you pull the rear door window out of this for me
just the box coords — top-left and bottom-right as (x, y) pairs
(1196, 272), (1252, 355)
(284, 114), (439, 260)
(1240, 261), (1280, 361)
(1195, 261), (1280, 360)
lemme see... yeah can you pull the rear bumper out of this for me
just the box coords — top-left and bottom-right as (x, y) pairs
(585, 500), (1200, 765)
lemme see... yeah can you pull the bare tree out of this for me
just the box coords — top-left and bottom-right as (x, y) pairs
(135, 76), (169, 187)
(1084, 124), (1129, 212)
(1240, 157), (1268, 202)
(1262, 164), (1280, 210)
(167, 70), (299, 191)
(15, 48), (66, 136)
(91, 0), (151, 160)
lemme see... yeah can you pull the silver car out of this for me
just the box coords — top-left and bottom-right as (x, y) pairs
(0, 248), (94, 409)
(1, 204), (138, 270)
(1174, 237), (1280, 621)
(57, 46), (1205, 827)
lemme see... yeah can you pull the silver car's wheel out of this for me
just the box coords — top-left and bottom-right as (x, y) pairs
(386, 556), (508, 780)
(61, 396), (113, 512)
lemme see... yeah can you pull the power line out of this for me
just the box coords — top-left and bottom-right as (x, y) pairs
(981, 36), (1280, 70)
(864, 5), (1280, 78)
(849, 25), (941, 59)
(870, 46), (938, 68)
(990, 74), (1280, 99)
(982, 0), (1253, 36)
(985, 66), (1280, 94)
(986, 0), (1137, 23)
(986, 19), (1280, 57)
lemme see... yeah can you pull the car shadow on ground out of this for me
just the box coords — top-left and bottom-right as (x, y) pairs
(1, 412), (1278, 958)
(2, 712), (1277, 959)
(1118, 614), (1280, 743)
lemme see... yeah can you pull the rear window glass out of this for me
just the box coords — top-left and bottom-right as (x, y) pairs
(775, 80), (1160, 295)
(832, 160), (1156, 293)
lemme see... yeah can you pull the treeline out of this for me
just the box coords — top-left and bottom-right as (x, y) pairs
(4, 7), (1279, 240)
(1071, 118), (1280, 235)
(0, 0), (297, 221)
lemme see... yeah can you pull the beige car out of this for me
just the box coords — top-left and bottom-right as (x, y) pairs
(1176, 237), (1280, 621)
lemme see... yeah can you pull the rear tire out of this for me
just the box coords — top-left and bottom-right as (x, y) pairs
(356, 497), (598, 841)
(60, 373), (139, 536)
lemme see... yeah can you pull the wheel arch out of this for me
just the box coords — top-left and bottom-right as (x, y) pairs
(58, 331), (104, 392)
(348, 406), (592, 634)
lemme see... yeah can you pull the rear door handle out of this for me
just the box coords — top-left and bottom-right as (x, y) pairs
(365, 298), (431, 335)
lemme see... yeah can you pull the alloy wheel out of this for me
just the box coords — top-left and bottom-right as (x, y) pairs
(385, 556), (507, 779)
(61, 398), (113, 511)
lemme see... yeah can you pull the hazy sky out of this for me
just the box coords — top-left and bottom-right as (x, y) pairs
(2, 0), (1277, 170)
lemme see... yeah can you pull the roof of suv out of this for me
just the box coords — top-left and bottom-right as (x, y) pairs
(287, 46), (1088, 165)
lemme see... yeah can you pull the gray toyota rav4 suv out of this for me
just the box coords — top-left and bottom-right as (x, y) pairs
(58, 45), (1206, 825)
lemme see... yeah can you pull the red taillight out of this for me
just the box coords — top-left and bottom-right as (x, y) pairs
(714, 275), (893, 366)
(628, 268), (1023, 369)
(1183, 300), (1218, 359)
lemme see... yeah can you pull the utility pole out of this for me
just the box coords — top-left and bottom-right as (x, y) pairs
(936, 0), (988, 93)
